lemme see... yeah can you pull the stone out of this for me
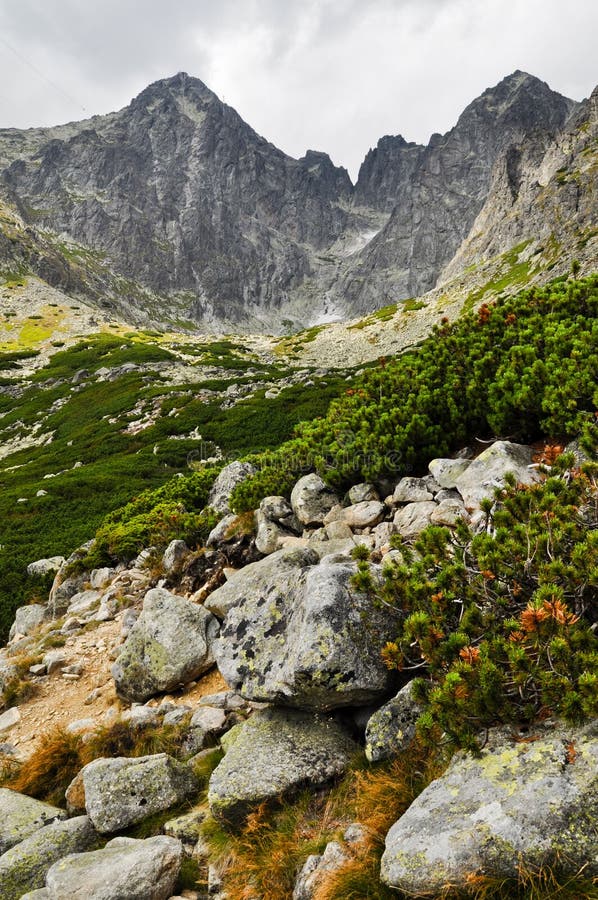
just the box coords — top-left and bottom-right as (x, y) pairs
(197, 691), (246, 711)
(0, 816), (99, 900)
(293, 841), (348, 900)
(42, 651), (67, 675)
(430, 498), (469, 527)
(112, 588), (219, 702)
(8, 605), (46, 641)
(393, 501), (437, 538)
(204, 546), (318, 619)
(372, 521), (397, 550)
(205, 514), (237, 548)
(428, 457), (472, 489)
(0, 790), (67, 854)
(347, 483), (379, 504)
(259, 495), (293, 521)
(20, 890), (49, 899)
(66, 590), (102, 617)
(339, 500), (385, 528)
(45, 835), (183, 900)
(208, 462), (257, 514)
(82, 754), (199, 833)
(29, 664), (47, 677)
(381, 724), (598, 893)
(392, 477), (433, 503)
(454, 441), (539, 511)
(190, 706), (227, 735)
(89, 567), (115, 589)
(0, 707), (20, 734)
(254, 509), (286, 555)
(208, 708), (359, 826)
(162, 540), (189, 575)
(48, 571), (88, 618)
(26, 557), (65, 578)
(214, 558), (397, 710)
(325, 520), (354, 541)
(163, 808), (207, 843)
(65, 772), (86, 816)
(365, 681), (422, 762)
(291, 474), (339, 526)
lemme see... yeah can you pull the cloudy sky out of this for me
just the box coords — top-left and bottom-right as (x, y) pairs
(0, 0), (596, 178)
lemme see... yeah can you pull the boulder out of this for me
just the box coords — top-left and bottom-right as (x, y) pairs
(365, 681), (422, 763)
(430, 498), (469, 527)
(44, 835), (183, 900)
(291, 474), (339, 526)
(259, 495), (294, 521)
(26, 557), (65, 578)
(392, 477), (433, 503)
(428, 457), (472, 489)
(293, 841), (348, 900)
(339, 501), (385, 529)
(381, 724), (598, 893)
(393, 501), (437, 538)
(0, 708), (20, 734)
(347, 483), (379, 504)
(204, 546), (318, 619)
(206, 513), (237, 548)
(214, 558), (397, 710)
(455, 441), (539, 511)
(0, 816), (99, 900)
(112, 588), (219, 702)
(82, 754), (199, 833)
(208, 708), (359, 826)
(8, 605), (46, 641)
(66, 590), (102, 618)
(161, 540), (189, 575)
(0, 790), (66, 854)
(89, 568), (115, 590)
(208, 461), (257, 514)
(47, 573), (88, 619)
(254, 509), (287, 555)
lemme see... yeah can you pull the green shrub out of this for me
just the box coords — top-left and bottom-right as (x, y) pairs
(356, 455), (598, 751)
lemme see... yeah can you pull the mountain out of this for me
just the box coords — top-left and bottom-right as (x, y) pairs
(0, 71), (595, 332)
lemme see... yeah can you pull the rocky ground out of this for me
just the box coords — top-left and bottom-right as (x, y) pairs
(0, 438), (595, 898)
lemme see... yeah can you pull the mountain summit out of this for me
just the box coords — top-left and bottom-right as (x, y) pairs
(0, 71), (594, 331)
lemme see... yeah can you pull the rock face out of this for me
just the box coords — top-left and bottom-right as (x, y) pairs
(81, 754), (198, 833)
(214, 558), (397, 709)
(44, 835), (183, 900)
(8, 604), (46, 641)
(0, 816), (99, 900)
(112, 588), (219, 701)
(381, 725), (598, 893)
(0, 790), (67, 854)
(0, 70), (592, 331)
(208, 708), (359, 826)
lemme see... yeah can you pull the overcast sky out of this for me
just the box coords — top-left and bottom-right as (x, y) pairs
(0, 0), (596, 179)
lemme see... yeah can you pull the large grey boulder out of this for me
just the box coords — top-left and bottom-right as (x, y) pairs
(26, 557), (65, 578)
(381, 724), (598, 893)
(0, 816), (99, 900)
(112, 588), (219, 702)
(0, 790), (67, 854)
(455, 441), (539, 510)
(161, 540), (189, 575)
(8, 604), (46, 641)
(428, 457), (472, 489)
(45, 835), (183, 900)
(214, 558), (396, 710)
(393, 501), (437, 538)
(392, 477), (433, 503)
(208, 462), (257, 514)
(208, 708), (359, 826)
(82, 754), (199, 833)
(365, 681), (422, 763)
(204, 546), (318, 619)
(339, 500), (385, 529)
(291, 474), (339, 526)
